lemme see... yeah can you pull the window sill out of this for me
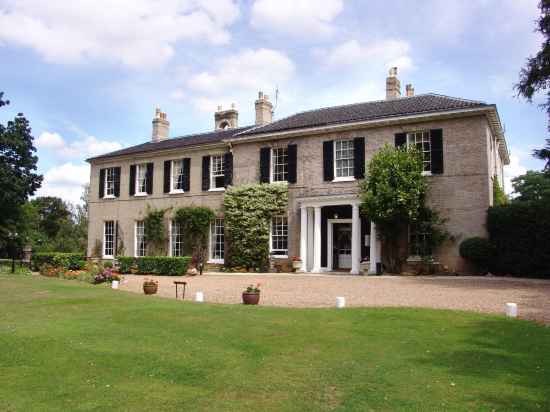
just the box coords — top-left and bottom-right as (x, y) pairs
(208, 187), (225, 192)
(134, 193), (148, 197)
(208, 259), (225, 264)
(103, 195), (116, 199)
(407, 256), (439, 264)
(332, 176), (355, 183)
(270, 180), (289, 184)
(169, 190), (185, 195)
(421, 171), (432, 176)
(103, 255), (114, 259)
(271, 255), (289, 259)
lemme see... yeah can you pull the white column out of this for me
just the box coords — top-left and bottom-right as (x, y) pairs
(307, 208), (314, 271)
(369, 222), (377, 274)
(351, 204), (361, 275)
(299, 206), (308, 272)
(312, 206), (322, 272)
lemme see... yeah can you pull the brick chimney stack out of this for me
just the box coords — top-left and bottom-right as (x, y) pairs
(255, 91), (273, 125)
(405, 84), (415, 97)
(215, 103), (239, 130)
(385, 67), (401, 100)
(152, 107), (169, 143)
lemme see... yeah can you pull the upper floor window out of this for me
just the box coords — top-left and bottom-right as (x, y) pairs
(270, 216), (288, 257)
(171, 160), (184, 192)
(210, 155), (225, 189)
(135, 221), (146, 257)
(407, 131), (431, 173)
(136, 164), (147, 195)
(210, 218), (225, 262)
(105, 168), (116, 197)
(334, 140), (354, 179)
(170, 220), (184, 257)
(271, 147), (288, 182)
(104, 220), (115, 258)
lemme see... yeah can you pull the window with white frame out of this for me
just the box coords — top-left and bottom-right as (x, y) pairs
(409, 224), (432, 257)
(136, 164), (147, 194)
(210, 218), (224, 261)
(334, 140), (354, 178)
(210, 155), (225, 189)
(135, 221), (146, 257)
(104, 220), (115, 257)
(271, 216), (288, 257)
(271, 147), (288, 182)
(407, 131), (431, 172)
(170, 220), (184, 257)
(171, 160), (184, 192)
(105, 168), (116, 197)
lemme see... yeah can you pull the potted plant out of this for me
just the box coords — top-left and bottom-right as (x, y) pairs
(291, 256), (302, 271)
(143, 278), (158, 295)
(242, 283), (261, 305)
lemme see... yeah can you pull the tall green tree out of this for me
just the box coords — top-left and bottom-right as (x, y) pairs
(511, 170), (550, 202)
(30, 197), (71, 238)
(0, 93), (42, 249)
(516, 0), (550, 169)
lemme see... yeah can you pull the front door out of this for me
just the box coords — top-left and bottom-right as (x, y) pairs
(334, 223), (352, 269)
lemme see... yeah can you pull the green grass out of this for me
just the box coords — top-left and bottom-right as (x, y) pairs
(1, 275), (549, 411)
(0, 261), (32, 275)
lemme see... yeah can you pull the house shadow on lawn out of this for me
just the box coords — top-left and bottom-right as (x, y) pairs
(411, 318), (550, 410)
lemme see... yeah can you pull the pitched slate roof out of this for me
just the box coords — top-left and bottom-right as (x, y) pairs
(88, 125), (254, 161)
(235, 94), (490, 137)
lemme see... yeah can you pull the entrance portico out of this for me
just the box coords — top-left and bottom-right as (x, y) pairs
(298, 194), (381, 275)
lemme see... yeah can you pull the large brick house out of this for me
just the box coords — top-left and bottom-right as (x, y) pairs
(87, 69), (509, 274)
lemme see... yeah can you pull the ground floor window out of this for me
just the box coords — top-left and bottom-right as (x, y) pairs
(210, 218), (225, 261)
(271, 216), (288, 257)
(170, 221), (184, 257)
(104, 220), (115, 257)
(409, 224), (431, 257)
(135, 221), (146, 257)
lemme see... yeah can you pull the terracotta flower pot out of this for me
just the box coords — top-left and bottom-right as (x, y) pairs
(242, 292), (260, 305)
(143, 283), (158, 295)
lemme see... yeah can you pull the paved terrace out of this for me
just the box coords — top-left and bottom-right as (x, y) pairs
(118, 274), (550, 325)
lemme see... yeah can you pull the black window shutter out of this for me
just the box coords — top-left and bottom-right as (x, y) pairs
(260, 147), (271, 183)
(430, 129), (444, 174)
(113, 167), (121, 197)
(182, 158), (191, 192)
(353, 137), (365, 179)
(99, 168), (105, 198)
(395, 133), (406, 148)
(202, 156), (210, 191)
(129, 165), (136, 196)
(163, 160), (171, 193)
(224, 152), (233, 187)
(287, 144), (297, 183)
(323, 140), (334, 181)
(146, 162), (154, 194)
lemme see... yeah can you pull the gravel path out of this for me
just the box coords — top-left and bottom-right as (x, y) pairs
(118, 273), (550, 324)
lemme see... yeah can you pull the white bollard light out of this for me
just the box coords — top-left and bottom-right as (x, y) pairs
(505, 302), (518, 318)
(111, 280), (119, 289)
(195, 291), (204, 302)
(336, 296), (346, 309)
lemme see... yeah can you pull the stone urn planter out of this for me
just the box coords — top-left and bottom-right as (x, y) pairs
(143, 279), (158, 295)
(242, 283), (261, 305)
(291, 258), (302, 271)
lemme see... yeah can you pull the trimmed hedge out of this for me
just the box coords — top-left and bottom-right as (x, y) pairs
(116, 256), (191, 276)
(459, 237), (494, 272)
(487, 202), (550, 277)
(32, 252), (86, 271)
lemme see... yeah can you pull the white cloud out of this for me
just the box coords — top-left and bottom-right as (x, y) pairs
(320, 39), (413, 71)
(0, 0), (240, 68)
(185, 48), (295, 112)
(504, 150), (528, 195)
(250, 0), (343, 37)
(35, 162), (90, 204)
(37, 131), (122, 160)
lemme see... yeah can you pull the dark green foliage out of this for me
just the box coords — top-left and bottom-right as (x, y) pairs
(459, 237), (495, 273)
(143, 207), (167, 254)
(30, 197), (70, 238)
(224, 183), (288, 270)
(533, 139), (550, 171)
(32, 252), (85, 271)
(511, 170), (550, 202)
(0, 98), (43, 250)
(487, 202), (550, 277)
(116, 256), (191, 276)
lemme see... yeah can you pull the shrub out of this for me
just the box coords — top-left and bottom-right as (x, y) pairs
(39, 264), (64, 278)
(459, 237), (495, 272)
(103, 261), (113, 269)
(32, 252), (85, 271)
(134, 256), (191, 276)
(487, 202), (550, 277)
(117, 256), (135, 274)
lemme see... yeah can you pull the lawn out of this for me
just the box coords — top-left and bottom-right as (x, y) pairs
(1, 275), (549, 411)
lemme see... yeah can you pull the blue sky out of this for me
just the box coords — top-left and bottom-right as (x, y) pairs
(0, 0), (547, 203)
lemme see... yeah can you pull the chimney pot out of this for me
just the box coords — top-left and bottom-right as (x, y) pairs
(406, 84), (414, 97)
(152, 108), (169, 142)
(255, 90), (273, 126)
(386, 67), (401, 100)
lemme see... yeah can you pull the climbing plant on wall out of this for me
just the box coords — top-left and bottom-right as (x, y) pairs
(143, 206), (168, 255)
(224, 183), (288, 271)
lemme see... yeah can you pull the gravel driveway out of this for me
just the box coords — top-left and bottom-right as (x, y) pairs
(118, 273), (550, 324)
